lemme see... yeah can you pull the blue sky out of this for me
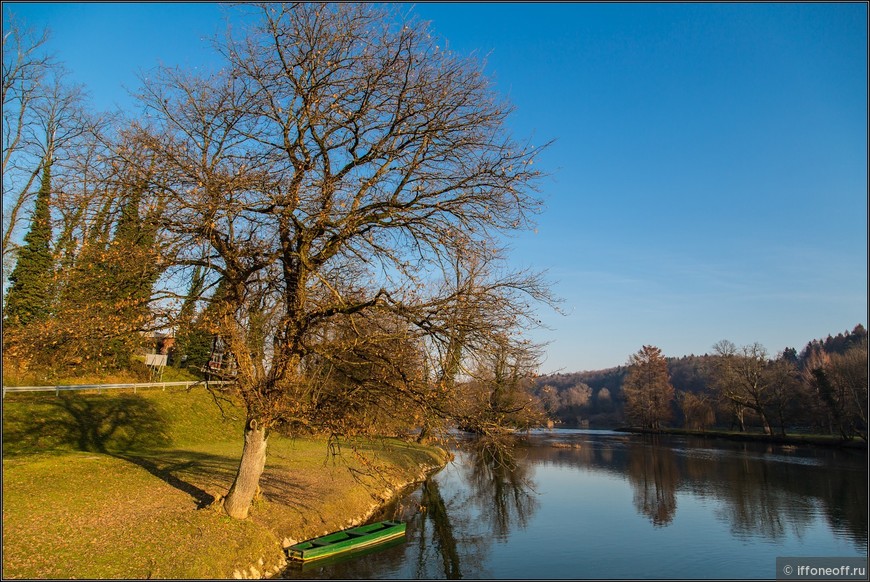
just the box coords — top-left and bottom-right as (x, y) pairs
(5, 2), (867, 373)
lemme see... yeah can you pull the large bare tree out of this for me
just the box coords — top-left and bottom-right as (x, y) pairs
(2, 15), (89, 276)
(711, 340), (776, 434)
(2, 14), (53, 263)
(807, 339), (868, 441)
(133, 3), (552, 519)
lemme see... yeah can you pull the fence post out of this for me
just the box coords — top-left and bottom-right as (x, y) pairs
(56, 386), (60, 397)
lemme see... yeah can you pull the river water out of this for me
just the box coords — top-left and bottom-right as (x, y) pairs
(282, 430), (867, 579)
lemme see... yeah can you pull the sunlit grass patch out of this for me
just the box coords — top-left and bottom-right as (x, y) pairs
(2, 450), (279, 579)
(1, 388), (447, 578)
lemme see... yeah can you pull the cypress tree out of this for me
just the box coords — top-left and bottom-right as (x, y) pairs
(112, 179), (161, 320)
(89, 178), (162, 368)
(5, 161), (55, 325)
(39, 172), (165, 374)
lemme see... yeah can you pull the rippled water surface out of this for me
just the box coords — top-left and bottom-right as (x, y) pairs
(282, 430), (867, 579)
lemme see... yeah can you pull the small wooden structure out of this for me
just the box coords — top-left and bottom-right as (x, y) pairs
(202, 335), (238, 379)
(144, 353), (168, 382)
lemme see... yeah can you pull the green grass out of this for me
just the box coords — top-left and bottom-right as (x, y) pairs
(2, 363), (202, 387)
(1, 364), (203, 387)
(2, 387), (448, 579)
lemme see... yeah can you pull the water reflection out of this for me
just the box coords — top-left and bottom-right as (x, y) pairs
(527, 431), (867, 551)
(284, 435), (540, 579)
(282, 432), (867, 579)
(409, 436), (540, 579)
(626, 436), (678, 527)
(416, 478), (462, 579)
(462, 437), (539, 539)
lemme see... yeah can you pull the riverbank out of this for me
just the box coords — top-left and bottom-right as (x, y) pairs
(616, 426), (868, 449)
(1, 388), (449, 579)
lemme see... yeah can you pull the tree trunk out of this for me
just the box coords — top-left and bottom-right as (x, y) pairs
(758, 410), (772, 435)
(223, 418), (268, 519)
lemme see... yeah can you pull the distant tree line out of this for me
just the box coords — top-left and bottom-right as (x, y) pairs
(535, 325), (867, 441)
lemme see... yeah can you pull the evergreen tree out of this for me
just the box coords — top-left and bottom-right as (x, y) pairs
(172, 264), (206, 368)
(21, 163), (167, 375)
(68, 178), (162, 369)
(5, 160), (55, 324)
(109, 178), (162, 332)
(178, 276), (229, 372)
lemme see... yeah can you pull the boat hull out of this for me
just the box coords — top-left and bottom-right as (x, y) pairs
(287, 520), (406, 562)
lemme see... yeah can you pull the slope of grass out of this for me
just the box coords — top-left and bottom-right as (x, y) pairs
(2, 361), (202, 387)
(2, 387), (448, 579)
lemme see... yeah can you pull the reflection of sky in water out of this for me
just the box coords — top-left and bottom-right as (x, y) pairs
(282, 432), (867, 579)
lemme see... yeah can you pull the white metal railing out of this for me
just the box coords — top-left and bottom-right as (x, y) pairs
(2, 380), (235, 398)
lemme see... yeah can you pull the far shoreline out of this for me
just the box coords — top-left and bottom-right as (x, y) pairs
(612, 426), (868, 450)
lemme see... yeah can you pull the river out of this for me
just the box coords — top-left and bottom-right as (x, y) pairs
(281, 429), (868, 579)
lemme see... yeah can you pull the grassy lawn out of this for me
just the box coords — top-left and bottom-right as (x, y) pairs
(1, 362), (203, 387)
(2, 387), (448, 579)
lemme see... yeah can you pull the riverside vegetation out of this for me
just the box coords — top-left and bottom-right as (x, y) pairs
(1, 386), (449, 579)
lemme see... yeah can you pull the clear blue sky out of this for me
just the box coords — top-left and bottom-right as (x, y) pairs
(5, 2), (867, 373)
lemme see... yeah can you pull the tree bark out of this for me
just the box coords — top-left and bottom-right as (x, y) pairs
(735, 406), (746, 432)
(223, 418), (268, 519)
(757, 409), (773, 435)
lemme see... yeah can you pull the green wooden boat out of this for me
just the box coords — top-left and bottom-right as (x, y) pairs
(287, 520), (406, 562)
(291, 536), (407, 572)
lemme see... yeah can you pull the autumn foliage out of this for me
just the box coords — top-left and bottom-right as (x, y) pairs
(622, 345), (675, 430)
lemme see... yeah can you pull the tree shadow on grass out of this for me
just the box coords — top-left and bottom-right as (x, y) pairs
(112, 450), (242, 509)
(258, 466), (315, 508)
(3, 393), (171, 454)
(2, 393), (240, 508)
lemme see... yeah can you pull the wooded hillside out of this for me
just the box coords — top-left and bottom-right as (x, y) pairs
(535, 324), (867, 440)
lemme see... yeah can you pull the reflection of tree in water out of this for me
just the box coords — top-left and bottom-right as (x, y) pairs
(712, 460), (815, 541)
(819, 458), (868, 551)
(415, 478), (463, 579)
(283, 435), (867, 578)
(529, 433), (866, 550)
(461, 436), (539, 539)
(397, 436), (540, 579)
(625, 437), (679, 527)
(669, 441), (865, 546)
